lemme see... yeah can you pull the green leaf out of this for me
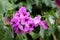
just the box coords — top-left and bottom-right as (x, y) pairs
(39, 29), (45, 38)
(26, 0), (35, 5)
(26, 0), (42, 8)
(16, 34), (23, 40)
(29, 32), (39, 40)
(51, 1), (57, 8)
(47, 27), (55, 36)
(17, 2), (26, 7)
(42, 0), (52, 6)
(35, 0), (42, 7)
(16, 33), (28, 40)
(48, 15), (55, 24)
(0, 0), (13, 14)
(0, 2), (4, 14)
(26, 4), (32, 12)
(0, 21), (13, 40)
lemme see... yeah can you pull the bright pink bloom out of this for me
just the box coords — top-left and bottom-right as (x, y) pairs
(10, 6), (34, 34)
(39, 20), (48, 29)
(18, 6), (26, 13)
(10, 6), (48, 34)
(21, 16), (32, 25)
(33, 15), (41, 27)
(10, 18), (19, 25)
(13, 12), (20, 20)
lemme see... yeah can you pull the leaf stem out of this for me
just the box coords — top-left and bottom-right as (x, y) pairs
(13, 31), (17, 40)
(52, 33), (57, 40)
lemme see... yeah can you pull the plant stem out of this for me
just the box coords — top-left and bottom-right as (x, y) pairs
(52, 33), (57, 40)
(13, 31), (17, 40)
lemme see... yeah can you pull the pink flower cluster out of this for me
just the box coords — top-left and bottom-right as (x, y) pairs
(10, 6), (48, 34)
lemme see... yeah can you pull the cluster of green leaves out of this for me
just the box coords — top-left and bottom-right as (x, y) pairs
(0, 0), (60, 40)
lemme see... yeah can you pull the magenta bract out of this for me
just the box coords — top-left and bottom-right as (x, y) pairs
(55, 0), (60, 6)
